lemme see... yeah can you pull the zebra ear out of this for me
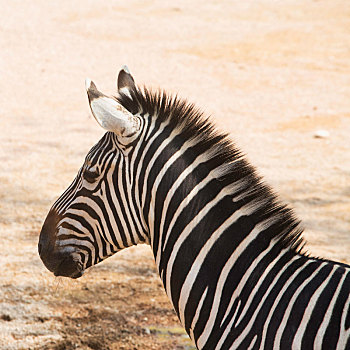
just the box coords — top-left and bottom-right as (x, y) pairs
(85, 78), (140, 140)
(117, 65), (136, 96)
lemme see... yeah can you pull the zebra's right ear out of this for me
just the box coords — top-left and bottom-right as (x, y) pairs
(85, 78), (140, 143)
(117, 65), (136, 96)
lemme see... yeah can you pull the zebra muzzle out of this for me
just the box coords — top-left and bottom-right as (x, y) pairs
(38, 209), (84, 279)
(53, 253), (84, 279)
(39, 245), (84, 279)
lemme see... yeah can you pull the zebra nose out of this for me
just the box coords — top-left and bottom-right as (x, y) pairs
(38, 219), (56, 260)
(38, 242), (42, 255)
(38, 209), (62, 270)
(38, 236), (58, 273)
(39, 247), (83, 279)
(38, 231), (51, 261)
(53, 253), (84, 279)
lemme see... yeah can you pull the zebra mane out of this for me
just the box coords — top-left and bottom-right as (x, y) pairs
(116, 86), (305, 254)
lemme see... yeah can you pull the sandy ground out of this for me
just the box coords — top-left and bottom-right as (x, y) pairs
(0, 0), (349, 349)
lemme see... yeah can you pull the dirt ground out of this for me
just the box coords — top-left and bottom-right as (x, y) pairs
(0, 0), (349, 349)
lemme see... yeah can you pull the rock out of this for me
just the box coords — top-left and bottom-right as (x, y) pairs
(313, 130), (330, 139)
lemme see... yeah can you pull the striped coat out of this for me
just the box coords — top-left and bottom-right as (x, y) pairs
(39, 67), (350, 349)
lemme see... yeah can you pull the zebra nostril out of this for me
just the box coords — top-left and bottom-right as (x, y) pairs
(38, 233), (50, 256)
(38, 242), (42, 255)
(38, 208), (61, 258)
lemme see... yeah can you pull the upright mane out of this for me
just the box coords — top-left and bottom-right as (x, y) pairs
(117, 87), (305, 254)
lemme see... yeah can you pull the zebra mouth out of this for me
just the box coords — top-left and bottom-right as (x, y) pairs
(70, 269), (84, 279)
(54, 267), (84, 279)
(53, 255), (85, 279)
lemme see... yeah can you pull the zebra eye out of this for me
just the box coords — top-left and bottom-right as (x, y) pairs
(83, 168), (100, 183)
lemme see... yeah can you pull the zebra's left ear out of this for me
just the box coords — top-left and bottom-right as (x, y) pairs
(117, 65), (136, 96)
(85, 78), (140, 141)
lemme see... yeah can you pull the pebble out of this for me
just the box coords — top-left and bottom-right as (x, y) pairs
(313, 130), (330, 139)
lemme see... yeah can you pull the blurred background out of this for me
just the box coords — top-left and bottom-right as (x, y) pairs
(0, 1), (349, 349)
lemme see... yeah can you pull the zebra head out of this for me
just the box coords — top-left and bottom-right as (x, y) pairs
(38, 67), (148, 278)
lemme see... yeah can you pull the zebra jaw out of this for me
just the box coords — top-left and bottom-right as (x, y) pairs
(85, 78), (140, 141)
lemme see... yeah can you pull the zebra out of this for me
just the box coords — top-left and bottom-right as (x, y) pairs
(38, 66), (350, 349)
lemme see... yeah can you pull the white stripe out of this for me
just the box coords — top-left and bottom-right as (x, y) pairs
(148, 137), (199, 245)
(57, 217), (94, 241)
(259, 260), (314, 349)
(215, 300), (242, 350)
(115, 160), (138, 246)
(94, 181), (116, 254)
(128, 116), (149, 234)
(197, 218), (282, 348)
(292, 266), (335, 349)
(336, 275), (350, 350)
(140, 122), (176, 208)
(273, 263), (326, 350)
(133, 119), (172, 237)
(247, 335), (258, 350)
(56, 226), (95, 243)
(155, 151), (209, 266)
(57, 215), (100, 263)
(61, 206), (108, 258)
(134, 117), (162, 208)
(105, 164), (132, 248)
(156, 157), (249, 269)
(123, 160), (146, 241)
(225, 255), (301, 349)
(56, 238), (95, 250)
(228, 218), (284, 327)
(55, 177), (82, 213)
(189, 287), (208, 344)
(223, 244), (284, 328)
(162, 174), (247, 252)
(178, 198), (266, 327)
(67, 195), (124, 250)
(164, 184), (257, 300)
(314, 271), (346, 348)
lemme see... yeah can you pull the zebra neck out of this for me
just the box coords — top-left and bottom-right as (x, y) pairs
(143, 147), (287, 310)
